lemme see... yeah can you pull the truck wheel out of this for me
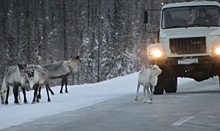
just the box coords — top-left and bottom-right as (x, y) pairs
(154, 74), (165, 95)
(154, 72), (177, 94)
(164, 77), (177, 93)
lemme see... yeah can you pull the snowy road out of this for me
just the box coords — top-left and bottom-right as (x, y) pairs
(1, 76), (220, 131)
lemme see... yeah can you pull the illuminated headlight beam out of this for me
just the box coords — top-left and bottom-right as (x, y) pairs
(215, 47), (220, 55)
(150, 49), (162, 58)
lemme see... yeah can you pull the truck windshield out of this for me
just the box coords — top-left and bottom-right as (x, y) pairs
(162, 6), (220, 29)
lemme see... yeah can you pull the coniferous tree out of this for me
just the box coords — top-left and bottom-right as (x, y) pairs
(0, 0), (169, 85)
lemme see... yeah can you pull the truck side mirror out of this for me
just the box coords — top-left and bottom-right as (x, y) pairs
(144, 10), (148, 24)
(157, 29), (160, 43)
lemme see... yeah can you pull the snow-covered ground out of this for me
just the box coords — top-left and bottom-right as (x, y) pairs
(0, 72), (197, 130)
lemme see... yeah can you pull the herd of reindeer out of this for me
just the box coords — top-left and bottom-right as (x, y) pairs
(0, 56), (81, 105)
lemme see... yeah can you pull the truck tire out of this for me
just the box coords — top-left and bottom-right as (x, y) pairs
(154, 74), (165, 95)
(154, 84), (164, 94)
(164, 77), (177, 93)
(154, 70), (177, 94)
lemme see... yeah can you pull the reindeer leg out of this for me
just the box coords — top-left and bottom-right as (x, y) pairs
(143, 86), (147, 103)
(134, 83), (140, 101)
(5, 85), (10, 104)
(48, 85), (54, 95)
(1, 92), (5, 105)
(46, 83), (51, 102)
(43, 82), (54, 95)
(150, 86), (154, 101)
(32, 85), (38, 104)
(22, 87), (28, 103)
(147, 87), (152, 104)
(36, 84), (40, 103)
(64, 77), (68, 93)
(38, 86), (42, 99)
(60, 77), (64, 94)
(13, 85), (19, 104)
(18, 89), (21, 104)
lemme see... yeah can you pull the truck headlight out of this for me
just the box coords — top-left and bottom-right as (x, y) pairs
(147, 43), (166, 60)
(150, 49), (163, 58)
(215, 47), (220, 55)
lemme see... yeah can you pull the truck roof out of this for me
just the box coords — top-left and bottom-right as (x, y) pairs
(162, 1), (220, 9)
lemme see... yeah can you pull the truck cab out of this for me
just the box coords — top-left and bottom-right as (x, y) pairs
(146, 1), (220, 94)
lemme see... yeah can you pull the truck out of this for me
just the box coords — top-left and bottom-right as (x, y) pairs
(145, 0), (220, 94)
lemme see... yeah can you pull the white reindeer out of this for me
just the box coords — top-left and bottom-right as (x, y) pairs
(134, 65), (162, 103)
(1, 64), (28, 105)
(24, 65), (52, 104)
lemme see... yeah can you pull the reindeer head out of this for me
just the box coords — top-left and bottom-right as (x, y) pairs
(21, 66), (35, 80)
(68, 56), (81, 73)
(26, 69), (35, 78)
(71, 56), (81, 63)
(149, 65), (162, 76)
(17, 63), (27, 72)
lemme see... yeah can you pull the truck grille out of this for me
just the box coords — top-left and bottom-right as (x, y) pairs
(169, 37), (206, 54)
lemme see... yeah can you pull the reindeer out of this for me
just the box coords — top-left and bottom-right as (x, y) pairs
(41, 56), (80, 94)
(24, 65), (52, 104)
(0, 64), (28, 104)
(134, 65), (162, 103)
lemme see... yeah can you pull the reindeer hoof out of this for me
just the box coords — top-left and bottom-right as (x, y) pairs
(14, 102), (20, 105)
(147, 101), (152, 104)
(24, 100), (28, 103)
(38, 95), (41, 99)
(14, 101), (20, 104)
(65, 91), (68, 93)
(134, 96), (138, 101)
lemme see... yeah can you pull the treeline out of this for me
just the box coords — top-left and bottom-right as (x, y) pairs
(0, 0), (165, 85)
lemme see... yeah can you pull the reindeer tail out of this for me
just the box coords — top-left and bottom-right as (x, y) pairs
(1, 77), (13, 100)
(1, 78), (9, 104)
(1, 77), (6, 94)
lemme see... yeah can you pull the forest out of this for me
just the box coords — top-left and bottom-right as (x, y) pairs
(0, 0), (184, 85)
